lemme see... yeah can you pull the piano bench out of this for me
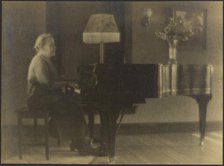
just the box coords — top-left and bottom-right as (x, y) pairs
(16, 107), (61, 160)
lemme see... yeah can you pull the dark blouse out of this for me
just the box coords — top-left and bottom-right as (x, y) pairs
(27, 53), (59, 98)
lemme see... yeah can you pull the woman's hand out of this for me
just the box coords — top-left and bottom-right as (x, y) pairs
(66, 82), (81, 94)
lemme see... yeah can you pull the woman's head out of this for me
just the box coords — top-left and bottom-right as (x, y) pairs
(34, 33), (56, 58)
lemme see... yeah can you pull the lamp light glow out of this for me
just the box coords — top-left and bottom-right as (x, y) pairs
(83, 14), (120, 63)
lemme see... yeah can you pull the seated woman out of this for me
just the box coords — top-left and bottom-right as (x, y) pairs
(27, 33), (99, 155)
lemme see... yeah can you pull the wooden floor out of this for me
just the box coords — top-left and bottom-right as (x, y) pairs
(2, 130), (222, 164)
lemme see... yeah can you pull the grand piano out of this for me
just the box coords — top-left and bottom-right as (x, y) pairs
(77, 63), (213, 161)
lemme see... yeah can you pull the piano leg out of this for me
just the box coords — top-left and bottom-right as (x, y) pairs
(100, 110), (117, 161)
(88, 111), (94, 139)
(99, 111), (107, 155)
(108, 111), (117, 161)
(192, 95), (211, 146)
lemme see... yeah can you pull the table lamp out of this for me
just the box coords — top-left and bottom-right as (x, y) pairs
(83, 14), (120, 64)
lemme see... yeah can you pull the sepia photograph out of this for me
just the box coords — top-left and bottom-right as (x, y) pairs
(1, 1), (223, 164)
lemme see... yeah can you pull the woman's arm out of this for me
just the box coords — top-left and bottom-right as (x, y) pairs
(35, 59), (67, 91)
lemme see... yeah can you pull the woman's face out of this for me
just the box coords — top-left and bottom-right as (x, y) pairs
(42, 37), (56, 58)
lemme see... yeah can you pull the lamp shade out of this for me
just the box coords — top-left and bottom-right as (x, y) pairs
(83, 14), (120, 43)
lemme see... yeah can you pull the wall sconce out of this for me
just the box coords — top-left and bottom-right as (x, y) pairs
(141, 8), (153, 27)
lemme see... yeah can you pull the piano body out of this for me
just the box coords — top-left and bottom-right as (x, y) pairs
(77, 64), (213, 161)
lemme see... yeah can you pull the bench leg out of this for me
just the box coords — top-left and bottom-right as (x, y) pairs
(44, 116), (49, 160)
(18, 115), (22, 159)
(57, 134), (61, 147)
(33, 118), (38, 142)
(56, 121), (62, 147)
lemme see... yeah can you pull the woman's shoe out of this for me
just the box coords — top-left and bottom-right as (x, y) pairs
(70, 140), (79, 152)
(78, 140), (102, 156)
(78, 145), (101, 156)
(70, 138), (102, 156)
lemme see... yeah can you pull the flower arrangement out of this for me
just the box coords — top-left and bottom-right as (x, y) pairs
(155, 14), (203, 64)
(155, 16), (195, 42)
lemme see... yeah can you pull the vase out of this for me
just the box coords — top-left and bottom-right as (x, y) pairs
(168, 39), (178, 64)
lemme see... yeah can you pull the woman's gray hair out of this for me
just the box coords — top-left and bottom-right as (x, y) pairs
(34, 33), (54, 52)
